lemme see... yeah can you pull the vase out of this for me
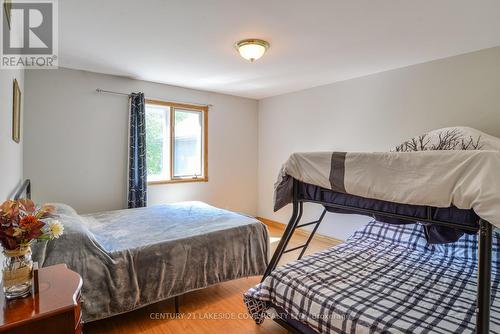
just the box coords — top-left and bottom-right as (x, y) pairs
(2, 246), (33, 299)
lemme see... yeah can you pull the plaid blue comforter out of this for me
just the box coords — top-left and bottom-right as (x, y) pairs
(244, 221), (500, 333)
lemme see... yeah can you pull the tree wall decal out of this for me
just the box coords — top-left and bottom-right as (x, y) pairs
(394, 128), (482, 152)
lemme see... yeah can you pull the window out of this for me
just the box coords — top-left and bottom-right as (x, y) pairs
(145, 99), (208, 184)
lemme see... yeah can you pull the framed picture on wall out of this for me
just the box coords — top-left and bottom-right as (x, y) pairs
(12, 78), (21, 143)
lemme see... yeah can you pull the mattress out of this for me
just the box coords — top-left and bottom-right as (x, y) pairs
(245, 221), (500, 334)
(32, 201), (269, 322)
(299, 182), (479, 244)
(274, 127), (500, 232)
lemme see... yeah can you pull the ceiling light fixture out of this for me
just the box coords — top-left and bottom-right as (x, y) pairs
(235, 39), (270, 62)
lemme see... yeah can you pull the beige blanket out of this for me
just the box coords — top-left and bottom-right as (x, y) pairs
(274, 127), (500, 227)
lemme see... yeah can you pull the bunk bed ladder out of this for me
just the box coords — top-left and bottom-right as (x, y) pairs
(292, 209), (327, 260)
(262, 182), (328, 280)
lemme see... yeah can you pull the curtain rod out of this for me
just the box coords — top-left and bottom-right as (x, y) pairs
(95, 88), (213, 107)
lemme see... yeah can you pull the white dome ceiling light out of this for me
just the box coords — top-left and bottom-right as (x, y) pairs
(235, 39), (270, 62)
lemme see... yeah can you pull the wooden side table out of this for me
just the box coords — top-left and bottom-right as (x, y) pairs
(0, 264), (83, 334)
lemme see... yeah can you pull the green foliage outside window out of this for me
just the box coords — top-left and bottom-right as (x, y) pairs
(145, 111), (163, 176)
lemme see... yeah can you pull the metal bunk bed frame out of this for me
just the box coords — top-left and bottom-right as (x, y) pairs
(262, 179), (493, 334)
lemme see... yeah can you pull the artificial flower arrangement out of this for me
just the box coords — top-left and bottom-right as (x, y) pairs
(0, 199), (64, 299)
(0, 199), (63, 249)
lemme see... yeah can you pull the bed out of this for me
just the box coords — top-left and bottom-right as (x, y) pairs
(246, 127), (500, 333)
(29, 199), (269, 322)
(245, 221), (500, 333)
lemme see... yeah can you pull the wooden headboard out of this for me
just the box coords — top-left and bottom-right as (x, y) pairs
(12, 179), (31, 200)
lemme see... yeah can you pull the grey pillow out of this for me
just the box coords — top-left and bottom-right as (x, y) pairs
(49, 202), (79, 216)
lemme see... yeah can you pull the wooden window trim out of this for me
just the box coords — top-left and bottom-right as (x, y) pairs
(145, 99), (208, 185)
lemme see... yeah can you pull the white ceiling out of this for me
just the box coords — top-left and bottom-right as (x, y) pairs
(59, 0), (500, 99)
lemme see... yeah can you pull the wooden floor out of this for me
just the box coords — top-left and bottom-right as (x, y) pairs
(84, 224), (340, 334)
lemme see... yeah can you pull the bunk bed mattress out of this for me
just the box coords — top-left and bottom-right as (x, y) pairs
(275, 127), (500, 231)
(244, 221), (500, 334)
(275, 150), (500, 228)
(299, 182), (479, 243)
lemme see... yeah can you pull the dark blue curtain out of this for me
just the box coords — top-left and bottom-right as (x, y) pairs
(128, 92), (147, 208)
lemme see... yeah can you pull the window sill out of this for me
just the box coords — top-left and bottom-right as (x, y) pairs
(148, 177), (208, 185)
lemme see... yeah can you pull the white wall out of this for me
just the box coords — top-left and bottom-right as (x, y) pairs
(0, 69), (24, 200)
(24, 68), (258, 215)
(258, 46), (500, 240)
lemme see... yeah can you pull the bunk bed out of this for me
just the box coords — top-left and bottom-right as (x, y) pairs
(245, 127), (500, 334)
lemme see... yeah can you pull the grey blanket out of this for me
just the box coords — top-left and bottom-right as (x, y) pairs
(274, 127), (500, 228)
(32, 201), (269, 322)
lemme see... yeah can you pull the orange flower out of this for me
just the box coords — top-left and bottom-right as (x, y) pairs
(19, 215), (39, 229)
